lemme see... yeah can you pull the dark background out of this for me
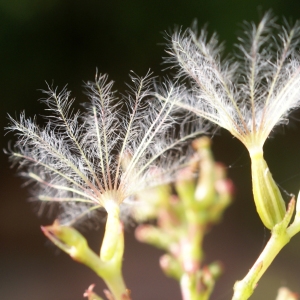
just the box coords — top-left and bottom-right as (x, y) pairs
(2, 1), (300, 299)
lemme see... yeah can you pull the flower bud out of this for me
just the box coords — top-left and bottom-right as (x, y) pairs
(276, 287), (298, 300)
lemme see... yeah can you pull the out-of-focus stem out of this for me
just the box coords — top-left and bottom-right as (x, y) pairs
(179, 221), (204, 300)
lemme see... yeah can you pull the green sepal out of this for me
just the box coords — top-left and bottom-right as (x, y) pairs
(41, 221), (105, 274)
(101, 200), (122, 262)
(250, 151), (286, 229)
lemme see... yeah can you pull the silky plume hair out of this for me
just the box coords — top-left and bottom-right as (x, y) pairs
(6, 71), (207, 226)
(166, 12), (300, 153)
(161, 12), (300, 229)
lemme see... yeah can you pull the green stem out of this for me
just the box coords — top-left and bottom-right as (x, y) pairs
(232, 199), (295, 300)
(232, 230), (289, 300)
(101, 269), (127, 300)
(41, 219), (127, 300)
(287, 218), (300, 238)
(84, 254), (127, 300)
(81, 215), (127, 300)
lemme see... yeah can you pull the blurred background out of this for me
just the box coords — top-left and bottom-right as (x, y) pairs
(2, 0), (300, 299)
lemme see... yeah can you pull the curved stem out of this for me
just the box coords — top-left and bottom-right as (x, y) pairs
(99, 199), (127, 300)
(232, 198), (295, 300)
(100, 267), (127, 300)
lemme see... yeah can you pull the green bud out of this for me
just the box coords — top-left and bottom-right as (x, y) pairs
(135, 224), (175, 250)
(160, 254), (183, 280)
(193, 137), (216, 207)
(250, 150), (286, 229)
(42, 220), (127, 299)
(175, 167), (196, 207)
(41, 221), (104, 273)
(133, 184), (171, 222)
(206, 261), (223, 280)
(209, 164), (233, 223)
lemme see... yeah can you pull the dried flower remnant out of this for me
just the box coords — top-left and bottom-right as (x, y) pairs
(164, 12), (300, 229)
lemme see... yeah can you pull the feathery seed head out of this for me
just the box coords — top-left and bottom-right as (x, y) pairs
(168, 12), (300, 154)
(166, 12), (300, 229)
(6, 71), (207, 226)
